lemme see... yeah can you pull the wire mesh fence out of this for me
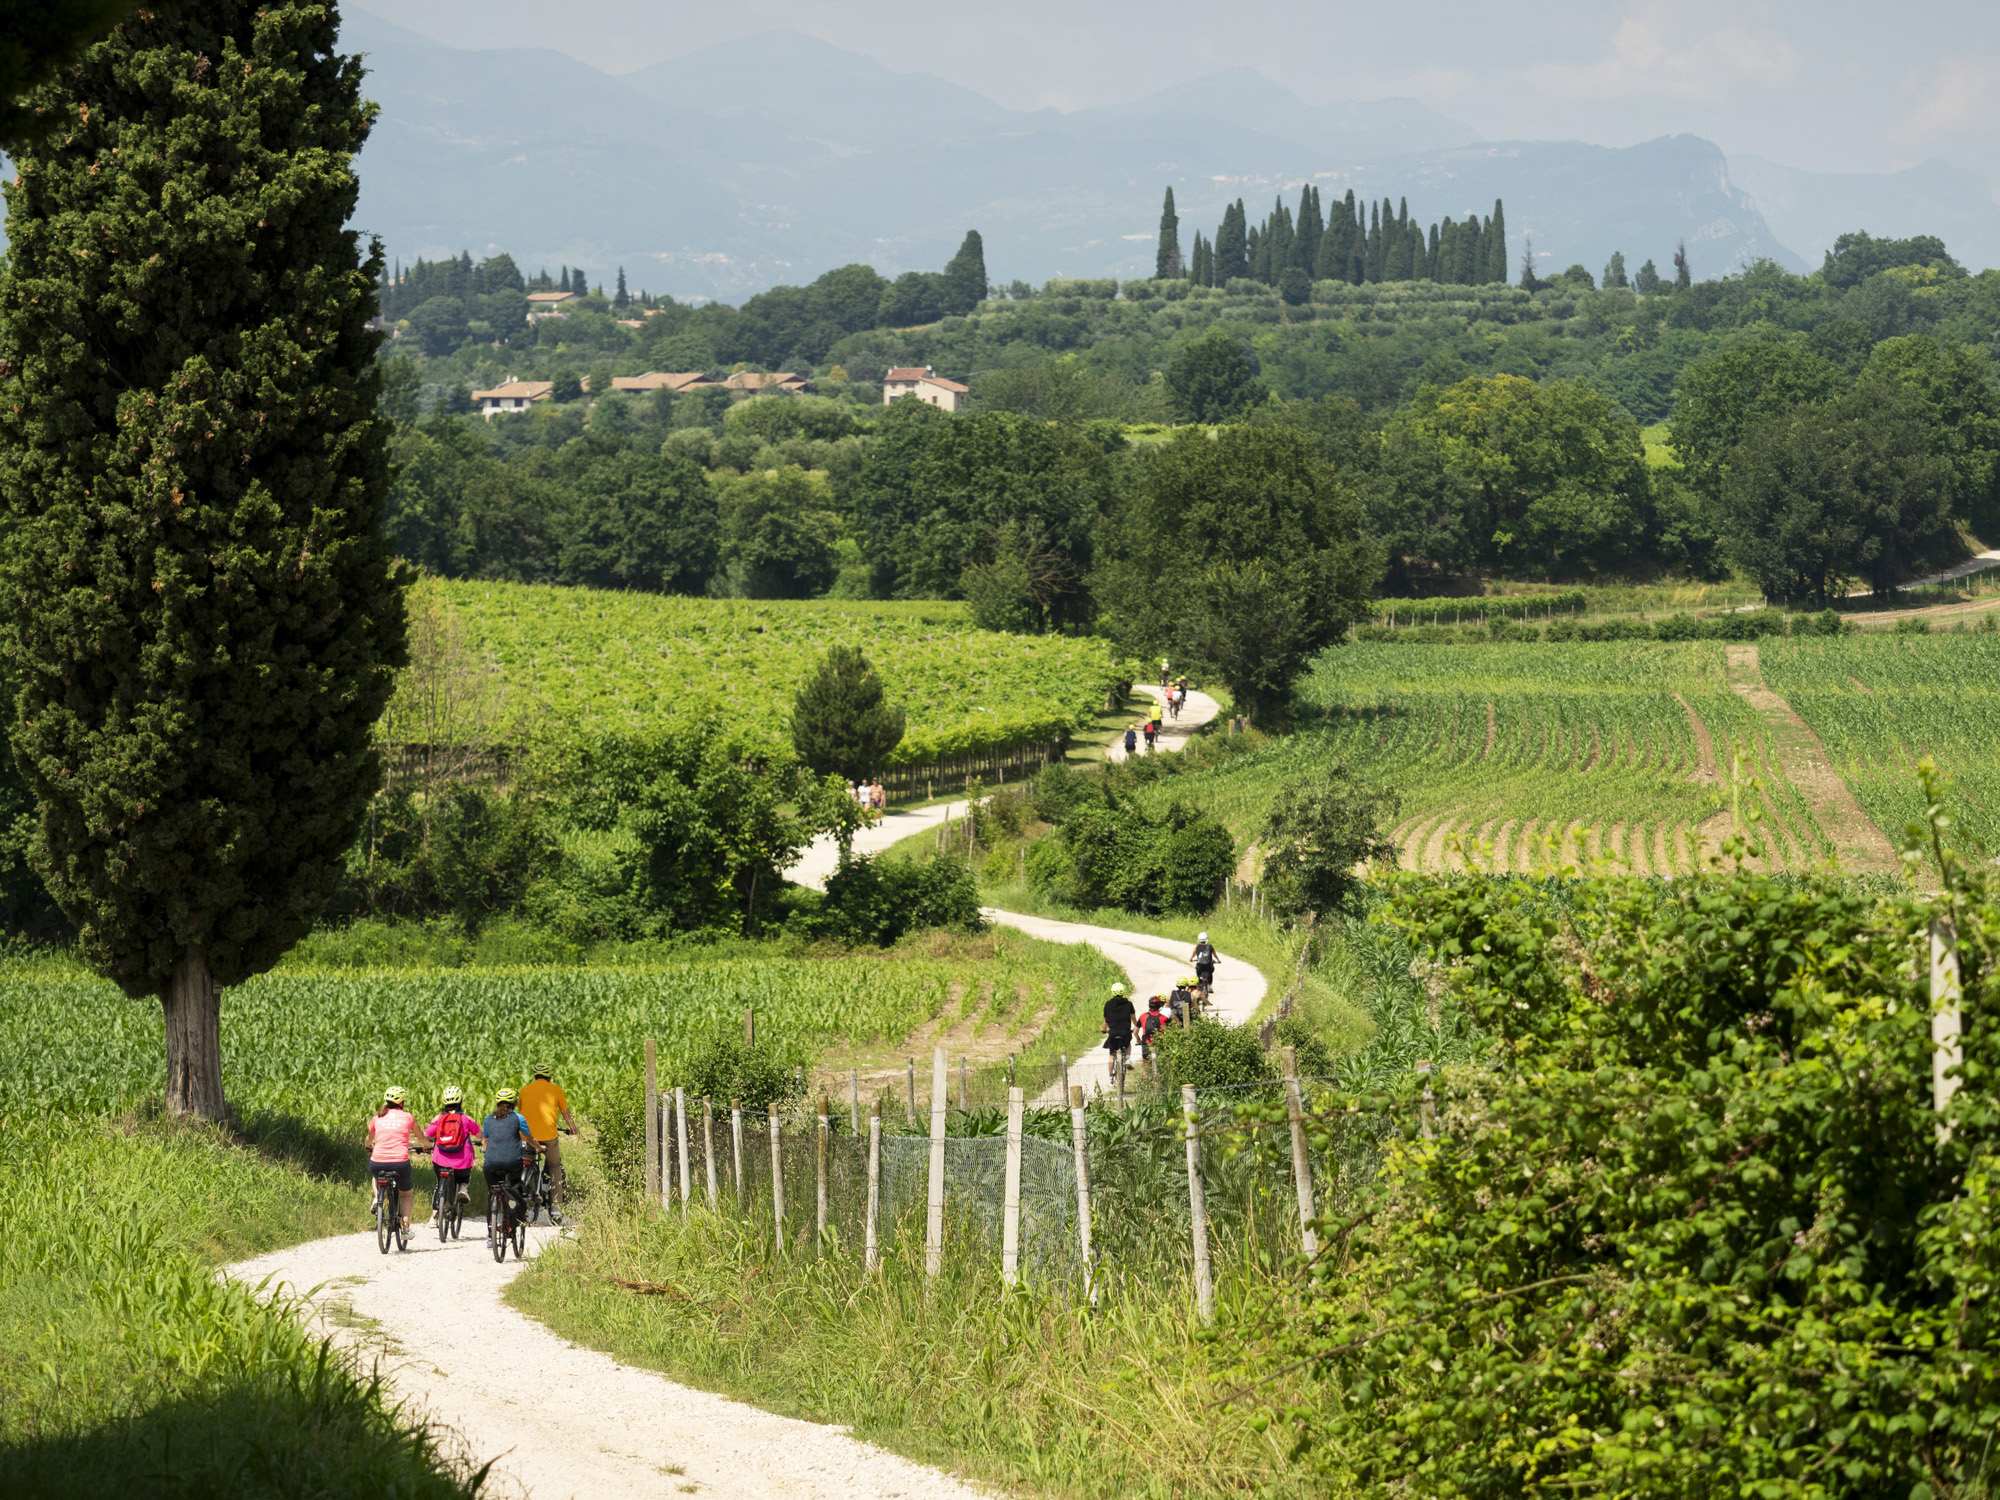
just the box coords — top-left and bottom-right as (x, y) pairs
(640, 1046), (1446, 1308)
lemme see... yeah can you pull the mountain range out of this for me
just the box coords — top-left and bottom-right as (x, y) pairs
(347, 11), (2000, 303)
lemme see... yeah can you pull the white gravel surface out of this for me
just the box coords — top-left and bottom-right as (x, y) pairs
(227, 1226), (992, 1500)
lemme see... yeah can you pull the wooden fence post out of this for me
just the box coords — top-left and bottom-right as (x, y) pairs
(675, 1086), (692, 1217)
(866, 1099), (882, 1273)
(702, 1096), (719, 1209)
(959, 1055), (968, 1109)
(1934, 915), (1964, 1143)
(1069, 1084), (1096, 1307)
(744, 1007), (754, 1048)
(1281, 1046), (1318, 1260)
(643, 1039), (659, 1207)
(926, 1046), (948, 1278)
(768, 1104), (785, 1246)
(1417, 1060), (1438, 1140)
(1183, 1084), (1214, 1323)
(906, 1059), (917, 1126)
(730, 1098), (744, 1199)
(849, 1068), (860, 1135)
(1003, 1085), (1024, 1287)
(658, 1097), (671, 1209)
(816, 1096), (831, 1247)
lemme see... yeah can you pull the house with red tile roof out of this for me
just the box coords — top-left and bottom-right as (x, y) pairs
(883, 366), (968, 412)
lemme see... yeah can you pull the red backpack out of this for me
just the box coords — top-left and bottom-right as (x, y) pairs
(434, 1112), (469, 1151)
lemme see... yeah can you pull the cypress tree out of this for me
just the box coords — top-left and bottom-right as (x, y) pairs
(1426, 222), (1441, 281)
(0, 0), (406, 1118)
(559, 265), (572, 294)
(1248, 224), (1266, 283)
(1156, 187), (1184, 279)
(1192, 232), (1211, 286)
(1485, 199), (1508, 283)
(1366, 200), (1383, 282)
(943, 229), (987, 314)
(1312, 202), (1345, 282)
(1294, 186), (1323, 273)
(614, 265), (629, 308)
(792, 646), (906, 783)
(1215, 200), (1249, 283)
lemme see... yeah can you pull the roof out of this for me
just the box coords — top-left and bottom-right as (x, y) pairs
(689, 371), (806, 392)
(470, 380), (553, 401)
(525, 292), (574, 304)
(611, 371), (709, 393)
(884, 366), (932, 382)
(917, 375), (969, 394)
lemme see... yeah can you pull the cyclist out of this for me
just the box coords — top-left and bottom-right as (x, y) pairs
(1102, 981), (1136, 1079)
(478, 1087), (537, 1228)
(1122, 724), (1138, 758)
(424, 1086), (480, 1206)
(1169, 974), (1196, 1026)
(1139, 995), (1171, 1065)
(518, 1062), (577, 1206)
(364, 1085), (418, 1233)
(1191, 931), (1220, 1007)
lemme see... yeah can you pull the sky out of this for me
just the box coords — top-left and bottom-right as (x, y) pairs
(353, 0), (2000, 186)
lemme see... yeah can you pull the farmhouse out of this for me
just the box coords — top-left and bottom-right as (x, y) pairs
(526, 291), (574, 318)
(883, 366), (968, 412)
(610, 371), (710, 395)
(686, 370), (808, 394)
(471, 378), (553, 417)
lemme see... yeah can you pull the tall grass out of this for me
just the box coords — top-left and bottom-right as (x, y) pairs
(0, 1112), (473, 1496)
(510, 1167), (1336, 1499)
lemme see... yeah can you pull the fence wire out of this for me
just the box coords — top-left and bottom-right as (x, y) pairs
(645, 1069), (1450, 1299)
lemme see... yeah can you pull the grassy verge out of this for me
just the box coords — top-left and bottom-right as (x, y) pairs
(1, 1111), (472, 1496)
(508, 1189), (1330, 1499)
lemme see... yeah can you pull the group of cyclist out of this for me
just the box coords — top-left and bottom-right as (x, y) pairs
(1099, 931), (1223, 1076)
(364, 1064), (577, 1237)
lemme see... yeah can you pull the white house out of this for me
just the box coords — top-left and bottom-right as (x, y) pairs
(883, 365), (968, 412)
(470, 379), (553, 417)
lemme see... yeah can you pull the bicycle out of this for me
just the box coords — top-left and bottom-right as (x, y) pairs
(428, 1152), (464, 1243)
(371, 1163), (411, 1254)
(522, 1134), (570, 1228)
(486, 1165), (526, 1262)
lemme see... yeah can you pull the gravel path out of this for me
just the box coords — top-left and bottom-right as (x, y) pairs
(227, 1227), (991, 1500)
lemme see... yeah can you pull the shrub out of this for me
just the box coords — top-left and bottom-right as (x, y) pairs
(1026, 793), (1234, 915)
(1155, 1018), (1272, 1089)
(1273, 1015), (1335, 1077)
(809, 851), (983, 945)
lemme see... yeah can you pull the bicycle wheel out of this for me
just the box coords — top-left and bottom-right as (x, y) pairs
(511, 1194), (528, 1257)
(489, 1193), (507, 1264)
(375, 1185), (392, 1255)
(435, 1178), (450, 1243)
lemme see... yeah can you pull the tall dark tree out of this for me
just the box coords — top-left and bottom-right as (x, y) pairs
(614, 265), (629, 308)
(942, 229), (988, 315)
(1190, 232), (1212, 287)
(1484, 199), (1507, 283)
(1294, 186), (1324, 274)
(1155, 187), (1183, 279)
(1214, 200), (1249, 283)
(0, 1), (144, 147)
(1673, 240), (1692, 292)
(791, 646), (906, 784)
(1366, 200), (1384, 282)
(0, 0), (408, 1118)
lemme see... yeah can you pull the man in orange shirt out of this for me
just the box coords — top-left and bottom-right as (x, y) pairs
(518, 1063), (577, 1206)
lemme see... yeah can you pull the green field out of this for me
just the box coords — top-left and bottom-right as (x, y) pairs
(8, 932), (1114, 1122)
(1762, 632), (2000, 853)
(437, 580), (1118, 764)
(1124, 641), (1832, 874)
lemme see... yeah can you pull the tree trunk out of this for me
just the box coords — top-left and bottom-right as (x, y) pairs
(163, 945), (227, 1119)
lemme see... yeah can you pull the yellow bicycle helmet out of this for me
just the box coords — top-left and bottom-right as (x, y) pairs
(495, 1086), (518, 1105)
(384, 1085), (408, 1106)
(441, 1085), (464, 1107)
(532, 1062), (554, 1079)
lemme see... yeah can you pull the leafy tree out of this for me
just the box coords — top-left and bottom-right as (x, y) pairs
(878, 270), (947, 326)
(549, 367), (585, 403)
(1164, 331), (1268, 422)
(714, 467), (842, 598)
(1862, 334), (2000, 538)
(790, 645), (906, 784)
(1279, 265), (1312, 305)
(942, 230), (987, 316)
(959, 540), (1037, 633)
(1602, 250), (1628, 289)
(813, 851), (982, 945)
(1024, 793), (1234, 914)
(1382, 375), (1655, 578)
(407, 294), (468, 356)
(1673, 239), (1691, 291)
(1822, 230), (1963, 290)
(1633, 257), (1661, 294)
(1096, 426), (1379, 721)
(1720, 381), (1952, 602)
(1259, 771), (1400, 917)
(557, 442), (715, 594)
(1668, 341), (1846, 506)
(0, 0), (406, 1117)
(812, 263), (891, 335)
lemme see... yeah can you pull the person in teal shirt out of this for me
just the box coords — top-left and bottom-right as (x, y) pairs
(479, 1087), (537, 1207)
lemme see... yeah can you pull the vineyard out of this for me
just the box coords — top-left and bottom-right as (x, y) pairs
(435, 580), (1119, 764)
(1134, 641), (1834, 874)
(9, 935), (1119, 1123)
(1762, 632), (2000, 853)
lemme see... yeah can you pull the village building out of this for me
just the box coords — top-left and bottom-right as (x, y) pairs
(610, 371), (710, 395)
(883, 366), (968, 412)
(525, 291), (574, 319)
(470, 378), (553, 417)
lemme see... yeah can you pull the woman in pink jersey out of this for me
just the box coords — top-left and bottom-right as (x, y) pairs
(424, 1084), (480, 1206)
(364, 1085), (419, 1231)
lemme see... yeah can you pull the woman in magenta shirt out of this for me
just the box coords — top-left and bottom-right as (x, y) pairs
(424, 1085), (480, 1206)
(364, 1086), (418, 1231)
